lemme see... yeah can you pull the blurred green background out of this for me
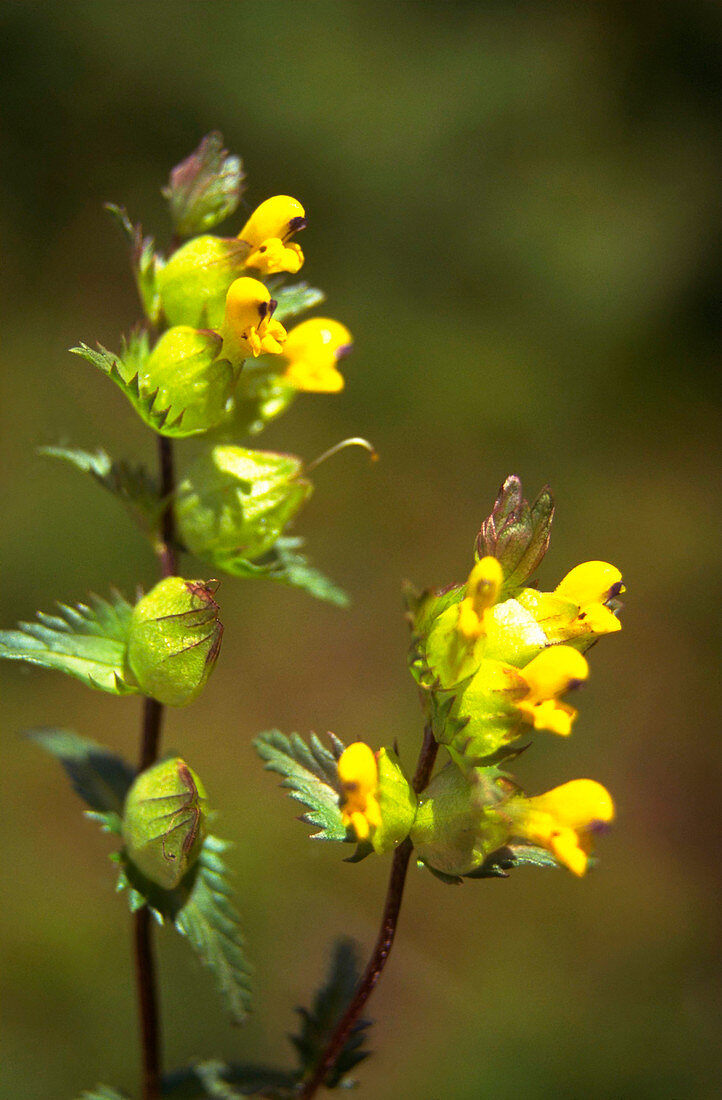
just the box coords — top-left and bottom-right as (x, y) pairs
(2, 2), (721, 1097)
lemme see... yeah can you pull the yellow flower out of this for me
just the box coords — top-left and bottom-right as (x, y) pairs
(555, 561), (624, 636)
(516, 645), (589, 736)
(338, 742), (382, 842)
(510, 779), (615, 876)
(220, 277), (287, 364)
(457, 556), (503, 642)
(238, 195), (306, 275)
(281, 318), (352, 393)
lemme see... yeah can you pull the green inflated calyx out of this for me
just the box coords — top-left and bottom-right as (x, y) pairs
(175, 444), (312, 570)
(122, 757), (207, 889)
(410, 760), (509, 878)
(371, 748), (418, 854)
(158, 236), (250, 330)
(139, 326), (236, 437)
(126, 577), (223, 706)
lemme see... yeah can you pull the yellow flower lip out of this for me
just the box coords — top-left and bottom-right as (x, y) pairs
(281, 318), (353, 393)
(510, 779), (615, 875)
(221, 276), (287, 361)
(238, 196), (307, 275)
(516, 645), (589, 736)
(338, 741), (382, 841)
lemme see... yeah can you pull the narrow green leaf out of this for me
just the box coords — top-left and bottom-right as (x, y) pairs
(40, 445), (163, 536)
(0, 590), (138, 695)
(253, 730), (347, 841)
(106, 203), (163, 323)
(77, 1086), (130, 1100)
(292, 938), (372, 1090)
(163, 1061), (297, 1099)
(213, 538), (348, 608)
(116, 835), (252, 1024)
(467, 843), (560, 878)
(28, 729), (134, 831)
(271, 281), (325, 323)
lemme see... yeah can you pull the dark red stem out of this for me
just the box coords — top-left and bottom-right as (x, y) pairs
(134, 433), (178, 1100)
(299, 726), (438, 1099)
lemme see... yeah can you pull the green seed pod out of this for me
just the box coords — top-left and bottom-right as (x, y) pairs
(122, 757), (207, 889)
(157, 236), (250, 330)
(175, 444), (312, 568)
(371, 748), (417, 855)
(140, 326), (236, 437)
(126, 577), (223, 706)
(410, 761), (509, 877)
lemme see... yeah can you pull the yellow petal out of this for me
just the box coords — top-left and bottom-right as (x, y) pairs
(556, 561), (624, 606)
(520, 645), (588, 703)
(239, 195), (306, 249)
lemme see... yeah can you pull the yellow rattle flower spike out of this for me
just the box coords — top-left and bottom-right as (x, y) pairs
(555, 560), (624, 635)
(238, 195), (306, 276)
(457, 556), (503, 642)
(338, 741), (382, 842)
(281, 318), (353, 393)
(220, 276), (287, 365)
(516, 645), (589, 736)
(511, 779), (615, 876)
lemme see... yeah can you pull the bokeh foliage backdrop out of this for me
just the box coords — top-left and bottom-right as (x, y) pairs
(2, 2), (721, 1097)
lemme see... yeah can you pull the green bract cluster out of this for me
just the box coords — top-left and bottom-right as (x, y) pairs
(257, 476), (623, 884)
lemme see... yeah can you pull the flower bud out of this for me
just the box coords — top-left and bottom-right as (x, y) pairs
(175, 445), (311, 568)
(140, 326), (235, 436)
(157, 236), (250, 329)
(238, 195), (306, 275)
(126, 577), (223, 706)
(220, 277), (287, 365)
(122, 757), (207, 889)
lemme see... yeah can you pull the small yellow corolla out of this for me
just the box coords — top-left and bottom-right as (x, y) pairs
(555, 561), (624, 635)
(457, 556), (503, 642)
(510, 779), (615, 876)
(220, 277), (287, 364)
(280, 318), (353, 393)
(238, 195), (306, 276)
(516, 645), (589, 736)
(338, 741), (382, 842)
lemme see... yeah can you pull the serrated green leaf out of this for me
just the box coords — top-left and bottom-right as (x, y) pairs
(106, 202), (163, 324)
(292, 938), (371, 1090)
(163, 132), (245, 237)
(253, 730), (348, 841)
(28, 729), (134, 831)
(40, 444), (163, 537)
(468, 843), (560, 878)
(116, 835), (251, 1024)
(70, 340), (189, 438)
(208, 537), (349, 608)
(0, 590), (138, 695)
(77, 1086), (130, 1100)
(270, 281), (325, 323)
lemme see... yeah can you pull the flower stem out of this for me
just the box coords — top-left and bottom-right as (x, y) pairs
(134, 433), (178, 1100)
(299, 726), (438, 1099)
